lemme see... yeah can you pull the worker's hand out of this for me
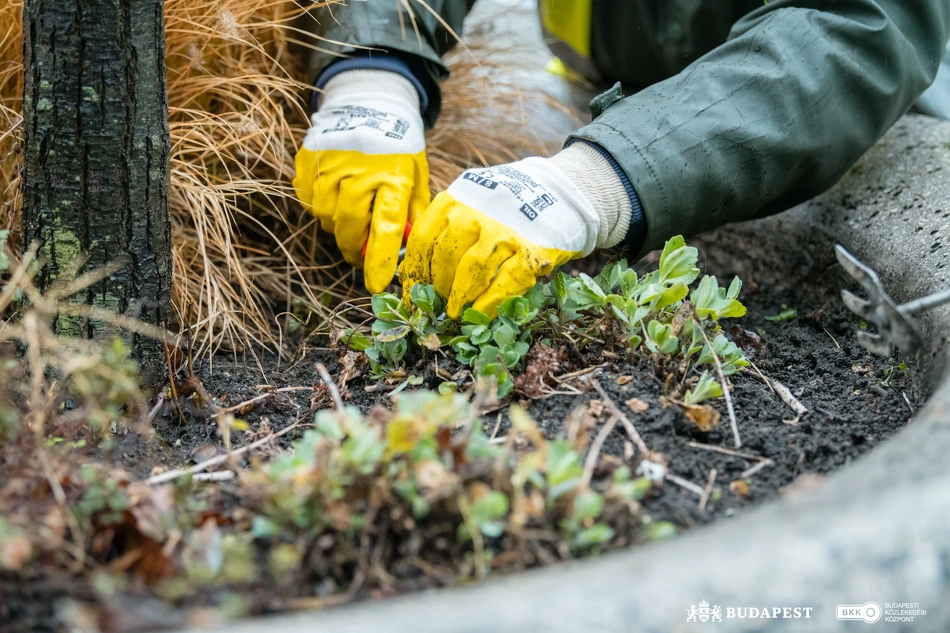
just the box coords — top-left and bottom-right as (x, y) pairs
(401, 157), (604, 318)
(293, 69), (429, 293)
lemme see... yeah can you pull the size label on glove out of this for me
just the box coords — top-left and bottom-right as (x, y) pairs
(445, 158), (599, 255)
(460, 166), (559, 222)
(319, 105), (411, 141)
(304, 98), (425, 155)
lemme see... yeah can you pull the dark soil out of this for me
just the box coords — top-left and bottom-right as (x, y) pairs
(134, 223), (915, 533)
(2, 223), (918, 631)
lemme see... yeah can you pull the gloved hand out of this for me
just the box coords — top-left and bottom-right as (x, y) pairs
(401, 143), (634, 318)
(293, 69), (429, 293)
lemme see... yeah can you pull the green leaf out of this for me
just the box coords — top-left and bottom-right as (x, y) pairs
(683, 370), (723, 405)
(764, 304), (798, 322)
(376, 325), (410, 342)
(343, 330), (373, 352)
(691, 275), (747, 321)
(251, 516), (280, 538)
(573, 523), (615, 548)
(658, 235), (700, 285)
(371, 293), (403, 321)
(462, 308), (492, 326)
(438, 381), (458, 395)
(573, 491), (604, 522)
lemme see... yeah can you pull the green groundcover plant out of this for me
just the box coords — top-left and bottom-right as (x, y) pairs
(346, 236), (749, 400)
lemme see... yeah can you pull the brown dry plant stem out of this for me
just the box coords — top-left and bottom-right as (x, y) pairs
(695, 318), (742, 448)
(1, 1), (566, 356)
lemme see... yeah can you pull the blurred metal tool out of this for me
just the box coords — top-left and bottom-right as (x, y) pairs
(835, 245), (950, 356)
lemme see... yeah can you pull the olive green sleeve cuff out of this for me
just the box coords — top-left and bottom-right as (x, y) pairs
(307, 7), (450, 129)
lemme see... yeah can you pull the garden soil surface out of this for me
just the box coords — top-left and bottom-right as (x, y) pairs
(2, 223), (919, 631)
(118, 222), (917, 533)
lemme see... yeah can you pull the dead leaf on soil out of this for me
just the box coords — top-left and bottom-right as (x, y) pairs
(616, 375), (633, 386)
(0, 533), (32, 570)
(587, 399), (605, 418)
(625, 397), (649, 413)
(852, 363), (873, 374)
(729, 480), (750, 497)
(421, 332), (441, 351)
(681, 404), (721, 432)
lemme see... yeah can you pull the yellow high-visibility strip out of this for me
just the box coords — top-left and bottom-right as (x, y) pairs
(539, 0), (593, 59)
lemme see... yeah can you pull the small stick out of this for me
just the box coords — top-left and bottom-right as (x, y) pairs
(740, 459), (773, 479)
(772, 380), (808, 422)
(589, 379), (649, 456)
(192, 471), (235, 482)
(699, 468), (718, 511)
(823, 328), (841, 349)
(696, 321), (742, 448)
(580, 414), (620, 489)
(489, 412), (502, 440)
(553, 363), (609, 381)
(141, 419), (301, 485)
(146, 393), (166, 425)
(902, 391), (914, 415)
(748, 361), (776, 394)
(214, 386), (313, 416)
(666, 473), (705, 496)
(686, 441), (765, 462)
(316, 362), (344, 410)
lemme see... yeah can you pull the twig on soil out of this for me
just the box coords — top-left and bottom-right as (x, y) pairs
(192, 471), (235, 482)
(902, 391), (914, 415)
(665, 473), (705, 496)
(771, 381), (808, 424)
(686, 441), (766, 463)
(489, 412), (502, 440)
(213, 386), (313, 416)
(588, 378), (650, 456)
(316, 362), (344, 410)
(146, 393), (166, 425)
(141, 419), (302, 485)
(553, 363), (609, 382)
(740, 459), (774, 479)
(747, 362), (776, 394)
(695, 319), (742, 448)
(823, 328), (841, 349)
(699, 468), (718, 511)
(580, 414), (620, 489)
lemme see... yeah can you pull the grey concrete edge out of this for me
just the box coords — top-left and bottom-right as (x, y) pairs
(186, 115), (950, 633)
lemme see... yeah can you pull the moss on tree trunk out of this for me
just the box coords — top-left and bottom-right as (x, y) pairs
(22, 0), (172, 389)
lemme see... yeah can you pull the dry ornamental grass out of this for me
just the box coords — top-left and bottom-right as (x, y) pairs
(0, 0), (564, 357)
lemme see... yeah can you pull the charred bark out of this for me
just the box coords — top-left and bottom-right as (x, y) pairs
(22, 0), (171, 389)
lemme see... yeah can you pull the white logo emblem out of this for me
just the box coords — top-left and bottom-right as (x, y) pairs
(687, 600), (723, 623)
(836, 601), (882, 623)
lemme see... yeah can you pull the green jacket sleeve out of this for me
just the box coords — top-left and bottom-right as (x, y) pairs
(306, 0), (477, 127)
(571, 0), (950, 256)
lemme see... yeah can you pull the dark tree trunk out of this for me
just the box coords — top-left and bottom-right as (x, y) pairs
(22, 0), (172, 389)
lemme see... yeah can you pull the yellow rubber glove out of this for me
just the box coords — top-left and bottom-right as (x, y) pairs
(401, 157), (606, 319)
(293, 70), (429, 293)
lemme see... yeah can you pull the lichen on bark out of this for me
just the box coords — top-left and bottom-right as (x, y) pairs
(22, 0), (172, 389)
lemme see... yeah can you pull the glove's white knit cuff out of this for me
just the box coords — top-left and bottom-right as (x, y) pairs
(318, 69), (421, 114)
(548, 143), (632, 249)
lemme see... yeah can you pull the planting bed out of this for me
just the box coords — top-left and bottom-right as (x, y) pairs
(0, 224), (917, 632)
(188, 229), (912, 531)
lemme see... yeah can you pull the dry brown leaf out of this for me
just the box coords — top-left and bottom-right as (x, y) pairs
(588, 399), (605, 418)
(0, 534), (32, 570)
(682, 404), (721, 432)
(625, 397), (649, 413)
(729, 480), (750, 497)
(616, 375), (633, 386)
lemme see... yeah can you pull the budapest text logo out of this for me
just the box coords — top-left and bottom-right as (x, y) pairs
(687, 600), (813, 623)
